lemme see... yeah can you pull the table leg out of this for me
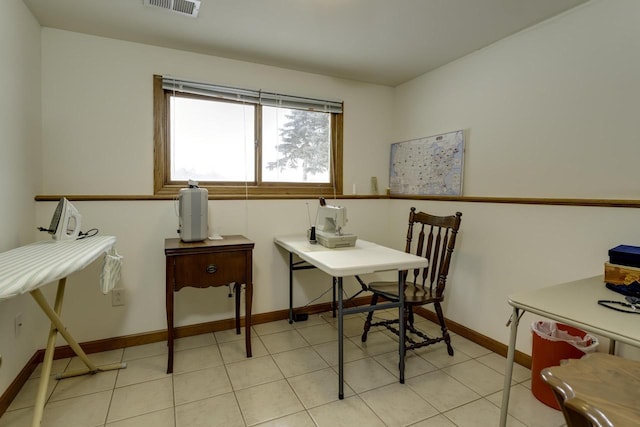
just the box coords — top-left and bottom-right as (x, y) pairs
(166, 278), (174, 374)
(398, 270), (405, 384)
(245, 281), (253, 357)
(337, 277), (344, 399)
(332, 277), (337, 318)
(499, 307), (520, 427)
(288, 252), (294, 324)
(234, 282), (241, 334)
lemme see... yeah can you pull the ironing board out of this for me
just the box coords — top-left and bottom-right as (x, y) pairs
(0, 236), (126, 427)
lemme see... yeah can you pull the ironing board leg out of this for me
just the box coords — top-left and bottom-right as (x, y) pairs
(31, 287), (99, 372)
(29, 279), (126, 426)
(30, 278), (67, 427)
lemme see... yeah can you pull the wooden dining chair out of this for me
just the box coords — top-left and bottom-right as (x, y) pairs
(541, 353), (640, 427)
(360, 207), (462, 356)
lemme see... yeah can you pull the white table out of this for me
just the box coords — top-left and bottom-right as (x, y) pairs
(274, 235), (428, 399)
(499, 275), (640, 426)
(0, 236), (126, 427)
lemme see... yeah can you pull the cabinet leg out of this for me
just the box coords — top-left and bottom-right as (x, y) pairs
(166, 287), (174, 374)
(234, 283), (241, 334)
(245, 282), (253, 357)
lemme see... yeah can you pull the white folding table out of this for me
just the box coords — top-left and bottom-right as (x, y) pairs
(0, 236), (126, 427)
(274, 235), (428, 399)
(499, 275), (640, 426)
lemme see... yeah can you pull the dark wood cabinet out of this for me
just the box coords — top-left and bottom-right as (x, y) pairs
(165, 235), (254, 373)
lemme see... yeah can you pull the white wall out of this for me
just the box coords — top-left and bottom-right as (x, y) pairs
(33, 199), (395, 341)
(40, 29), (394, 196)
(0, 0), (42, 396)
(395, 0), (640, 200)
(4, 0), (640, 399)
(32, 30), (396, 346)
(393, 0), (640, 358)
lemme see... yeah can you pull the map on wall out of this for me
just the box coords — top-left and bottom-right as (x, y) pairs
(389, 130), (465, 196)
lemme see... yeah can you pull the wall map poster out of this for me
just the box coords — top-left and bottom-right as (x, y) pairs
(389, 130), (464, 196)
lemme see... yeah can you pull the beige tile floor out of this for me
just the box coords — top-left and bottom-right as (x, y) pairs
(0, 311), (565, 427)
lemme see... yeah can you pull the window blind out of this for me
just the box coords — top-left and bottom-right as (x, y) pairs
(162, 76), (343, 113)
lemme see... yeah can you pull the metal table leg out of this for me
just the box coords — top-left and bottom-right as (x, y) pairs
(337, 277), (344, 399)
(289, 252), (294, 323)
(499, 307), (521, 427)
(398, 270), (405, 383)
(288, 253), (317, 323)
(332, 277), (337, 318)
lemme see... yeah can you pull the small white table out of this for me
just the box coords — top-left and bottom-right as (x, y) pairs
(274, 235), (428, 399)
(0, 236), (126, 427)
(499, 275), (640, 426)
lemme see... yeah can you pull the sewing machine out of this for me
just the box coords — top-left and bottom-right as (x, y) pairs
(315, 204), (357, 248)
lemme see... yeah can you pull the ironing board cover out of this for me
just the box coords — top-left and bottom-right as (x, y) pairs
(0, 236), (116, 302)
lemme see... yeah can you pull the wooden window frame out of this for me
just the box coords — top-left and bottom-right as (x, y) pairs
(153, 75), (343, 197)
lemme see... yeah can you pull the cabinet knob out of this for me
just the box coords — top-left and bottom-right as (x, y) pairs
(206, 264), (218, 274)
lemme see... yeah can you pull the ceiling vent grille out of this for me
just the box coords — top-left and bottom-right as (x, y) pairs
(144, 0), (201, 18)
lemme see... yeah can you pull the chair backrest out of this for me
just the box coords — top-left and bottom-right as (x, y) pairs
(541, 368), (614, 427)
(405, 207), (462, 297)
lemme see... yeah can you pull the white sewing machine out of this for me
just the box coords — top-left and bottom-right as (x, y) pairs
(315, 204), (358, 248)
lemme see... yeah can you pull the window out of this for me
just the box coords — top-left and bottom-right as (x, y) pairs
(153, 75), (343, 197)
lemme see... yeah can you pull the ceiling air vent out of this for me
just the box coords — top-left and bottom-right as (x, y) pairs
(144, 0), (201, 18)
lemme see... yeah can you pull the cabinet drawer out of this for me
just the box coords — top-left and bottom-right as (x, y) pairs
(172, 250), (248, 289)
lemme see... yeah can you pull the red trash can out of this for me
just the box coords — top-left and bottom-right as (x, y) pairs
(530, 321), (599, 409)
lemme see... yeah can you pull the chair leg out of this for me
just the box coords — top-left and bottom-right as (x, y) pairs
(404, 305), (412, 343)
(407, 305), (415, 330)
(435, 302), (454, 356)
(362, 294), (378, 342)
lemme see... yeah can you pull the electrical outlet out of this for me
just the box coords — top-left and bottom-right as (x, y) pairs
(15, 313), (23, 337)
(112, 288), (125, 306)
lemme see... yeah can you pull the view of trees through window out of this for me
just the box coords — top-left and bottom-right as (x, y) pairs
(154, 75), (343, 196)
(171, 96), (255, 182)
(170, 97), (332, 184)
(263, 107), (331, 183)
